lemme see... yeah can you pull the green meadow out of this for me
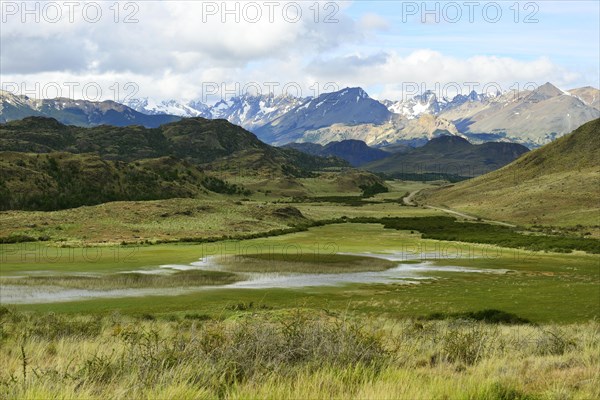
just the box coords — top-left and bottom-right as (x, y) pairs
(2, 222), (598, 323)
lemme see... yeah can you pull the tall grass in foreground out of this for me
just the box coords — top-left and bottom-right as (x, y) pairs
(0, 308), (598, 399)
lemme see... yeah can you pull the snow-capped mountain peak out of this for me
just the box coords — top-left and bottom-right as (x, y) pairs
(119, 83), (599, 149)
(124, 97), (209, 118)
(384, 89), (501, 119)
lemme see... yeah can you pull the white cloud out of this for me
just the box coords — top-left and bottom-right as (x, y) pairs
(0, 1), (595, 102)
(307, 50), (581, 100)
(358, 13), (390, 31)
(1, 1), (364, 74)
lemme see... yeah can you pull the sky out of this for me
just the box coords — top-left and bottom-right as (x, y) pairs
(1, 0), (599, 103)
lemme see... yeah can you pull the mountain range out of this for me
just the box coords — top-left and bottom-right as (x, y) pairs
(125, 93), (305, 132)
(442, 83), (600, 147)
(123, 83), (598, 148)
(0, 90), (180, 128)
(382, 89), (494, 119)
(2, 83), (598, 149)
(284, 135), (529, 181)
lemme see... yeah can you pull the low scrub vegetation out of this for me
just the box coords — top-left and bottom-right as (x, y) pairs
(349, 216), (600, 254)
(0, 308), (597, 399)
(360, 182), (389, 198)
(289, 195), (378, 206)
(0, 152), (257, 211)
(420, 309), (532, 325)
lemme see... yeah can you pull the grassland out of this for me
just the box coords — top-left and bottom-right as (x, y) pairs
(0, 309), (598, 399)
(0, 179), (436, 245)
(0, 198), (305, 245)
(1, 175), (599, 399)
(0, 269), (239, 290)
(218, 169), (389, 198)
(218, 253), (396, 273)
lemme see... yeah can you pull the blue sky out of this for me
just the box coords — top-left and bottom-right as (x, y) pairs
(1, 0), (598, 102)
(351, 1), (598, 59)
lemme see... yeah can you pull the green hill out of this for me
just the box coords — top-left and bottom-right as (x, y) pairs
(0, 152), (252, 211)
(423, 119), (600, 229)
(364, 135), (529, 181)
(0, 117), (350, 210)
(0, 117), (344, 173)
(283, 140), (390, 167)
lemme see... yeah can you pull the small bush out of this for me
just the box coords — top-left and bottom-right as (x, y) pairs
(183, 313), (212, 321)
(139, 313), (156, 321)
(78, 353), (118, 384)
(0, 234), (38, 244)
(360, 182), (389, 198)
(535, 327), (577, 355)
(421, 309), (531, 325)
(20, 313), (103, 340)
(489, 382), (533, 400)
(442, 325), (491, 365)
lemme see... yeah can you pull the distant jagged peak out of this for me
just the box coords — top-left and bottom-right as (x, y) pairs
(330, 87), (371, 100)
(0, 90), (44, 106)
(0, 89), (14, 97)
(568, 85), (599, 91)
(525, 82), (566, 102)
(415, 89), (438, 102)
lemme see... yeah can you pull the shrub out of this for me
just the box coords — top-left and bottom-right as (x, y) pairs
(360, 182), (389, 198)
(488, 382), (533, 400)
(535, 327), (577, 355)
(442, 324), (492, 365)
(183, 313), (212, 321)
(23, 313), (103, 340)
(421, 309), (531, 325)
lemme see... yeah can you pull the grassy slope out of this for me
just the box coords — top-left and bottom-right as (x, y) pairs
(423, 119), (600, 228)
(0, 179), (425, 244)
(0, 198), (311, 245)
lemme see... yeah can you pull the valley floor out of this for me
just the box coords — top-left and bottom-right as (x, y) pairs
(1, 180), (598, 399)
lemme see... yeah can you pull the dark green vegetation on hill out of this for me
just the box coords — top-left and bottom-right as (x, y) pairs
(364, 135), (529, 181)
(0, 152), (248, 211)
(0, 117), (350, 210)
(348, 216), (600, 253)
(424, 119), (600, 228)
(0, 117), (344, 168)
